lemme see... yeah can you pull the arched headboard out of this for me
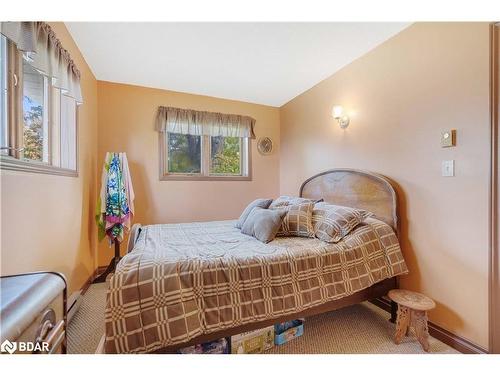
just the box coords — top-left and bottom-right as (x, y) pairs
(299, 169), (398, 233)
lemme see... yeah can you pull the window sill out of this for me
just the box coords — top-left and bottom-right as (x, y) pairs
(160, 174), (251, 181)
(0, 155), (78, 177)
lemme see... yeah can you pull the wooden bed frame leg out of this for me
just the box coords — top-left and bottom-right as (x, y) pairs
(390, 300), (398, 323)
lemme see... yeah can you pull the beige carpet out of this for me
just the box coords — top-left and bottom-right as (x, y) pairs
(67, 283), (107, 354)
(68, 283), (458, 354)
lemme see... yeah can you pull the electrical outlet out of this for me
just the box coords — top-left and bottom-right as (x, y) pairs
(442, 160), (455, 177)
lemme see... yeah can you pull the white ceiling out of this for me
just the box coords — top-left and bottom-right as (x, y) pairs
(66, 22), (410, 107)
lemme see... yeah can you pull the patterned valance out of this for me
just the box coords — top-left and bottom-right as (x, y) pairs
(155, 106), (256, 138)
(0, 21), (83, 104)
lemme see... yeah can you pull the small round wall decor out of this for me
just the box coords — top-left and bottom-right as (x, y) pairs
(257, 137), (273, 155)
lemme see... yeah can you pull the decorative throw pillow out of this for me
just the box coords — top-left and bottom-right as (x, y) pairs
(312, 203), (373, 243)
(273, 201), (315, 238)
(269, 195), (322, 209)
(235, 198), (273, 229)
(241, 207), (287, 243)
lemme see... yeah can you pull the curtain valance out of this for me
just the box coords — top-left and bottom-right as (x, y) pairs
(155, 106), (256, 138)
(0, 21), (83, 104)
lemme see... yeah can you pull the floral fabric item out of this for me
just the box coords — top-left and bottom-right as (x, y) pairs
(95, 152), (135, 244)
(312, 202), (373, 243)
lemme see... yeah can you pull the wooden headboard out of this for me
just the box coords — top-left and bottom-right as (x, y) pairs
(299, 169), (398, 233)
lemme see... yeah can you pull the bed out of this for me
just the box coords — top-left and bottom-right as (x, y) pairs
(103, 169), (408, 354)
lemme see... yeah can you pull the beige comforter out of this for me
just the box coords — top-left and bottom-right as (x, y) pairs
(104, 218), (407, 353)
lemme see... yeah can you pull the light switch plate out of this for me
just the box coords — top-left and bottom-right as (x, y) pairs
(441, 129), (456, 147)
(442, 160), (455, 177)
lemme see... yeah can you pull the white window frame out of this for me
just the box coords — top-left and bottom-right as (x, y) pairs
(0, 38), (78, 177)
(159, 132), (251, 181)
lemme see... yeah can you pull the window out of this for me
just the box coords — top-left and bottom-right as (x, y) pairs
(161, 132), (250, 180)
(210, 136), (243, 175)
(167, 133), (202, 174)
(156, 106), (254, 180)
(0, 34), (78, 176)
(22, 58), (49, 163)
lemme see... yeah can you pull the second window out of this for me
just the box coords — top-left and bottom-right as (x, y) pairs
(162, 132), (250, 180)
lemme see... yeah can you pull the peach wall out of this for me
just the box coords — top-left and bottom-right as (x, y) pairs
(279, 23), (491, 349)
(96, 81), (280, 265)
(0, 23), (98, 295)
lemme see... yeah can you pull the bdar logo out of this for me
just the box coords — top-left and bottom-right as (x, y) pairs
(1, 339), (17, 354)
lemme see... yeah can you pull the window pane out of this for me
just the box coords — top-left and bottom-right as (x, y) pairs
(0, 35), (7, 154)
(60, 94), (77, 170)
(167, 132), (201, 174)
(22, 59), (49, 162)
(210, 136), (241, 175)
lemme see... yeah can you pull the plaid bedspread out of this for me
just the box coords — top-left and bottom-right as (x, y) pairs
(104, 218), (407, 353)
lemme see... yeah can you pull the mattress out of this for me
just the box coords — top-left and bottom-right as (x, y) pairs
(104, 218), (408, 353)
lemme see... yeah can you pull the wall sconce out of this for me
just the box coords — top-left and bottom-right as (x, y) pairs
(332, 105), (350, 129)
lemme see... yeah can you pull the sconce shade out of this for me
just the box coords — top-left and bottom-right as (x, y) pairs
(332, 105), (344, 118)
(332, 105), (349, 129)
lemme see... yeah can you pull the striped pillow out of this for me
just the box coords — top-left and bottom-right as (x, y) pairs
(269, 195), (322, 209)
(273, 201), (315, 238)
(312, 203), (373, 243)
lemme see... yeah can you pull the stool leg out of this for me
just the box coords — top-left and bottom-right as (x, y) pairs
(413, 310), (430, 352)
(394, 305), (410, 344)
(390, 300), (398, 323)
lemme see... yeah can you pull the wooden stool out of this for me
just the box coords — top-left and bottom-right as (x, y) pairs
(388, 289), (436, 352)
